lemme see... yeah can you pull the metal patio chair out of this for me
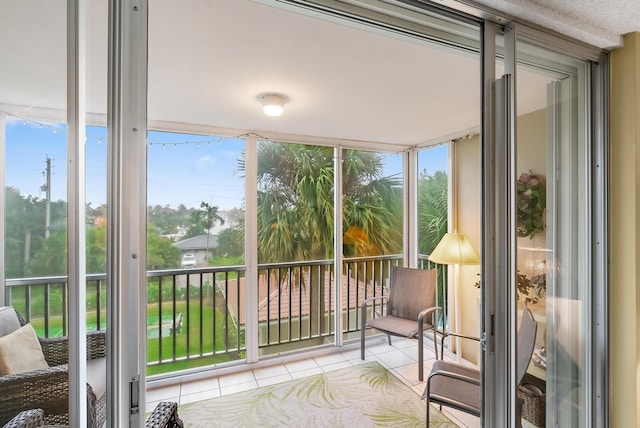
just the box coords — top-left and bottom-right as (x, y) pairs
(360, 266), (441, 381)
(422, 307), (538, 427)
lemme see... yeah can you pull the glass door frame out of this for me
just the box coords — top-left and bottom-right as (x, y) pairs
(107, 0), (149, 426)
(481, 19), (610, 427)
(101, 1), (611, 425)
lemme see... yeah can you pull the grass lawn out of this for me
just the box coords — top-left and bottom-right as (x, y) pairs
(26, 300), (242, 376)
(146, 300), (240, 375)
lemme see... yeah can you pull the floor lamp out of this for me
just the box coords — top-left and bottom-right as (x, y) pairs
(428, 232), (480, 361)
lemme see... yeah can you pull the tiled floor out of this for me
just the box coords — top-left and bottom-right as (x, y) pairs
(145, 337), (480, 427)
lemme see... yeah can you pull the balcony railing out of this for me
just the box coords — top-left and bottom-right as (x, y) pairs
(5, 255), (446, 375)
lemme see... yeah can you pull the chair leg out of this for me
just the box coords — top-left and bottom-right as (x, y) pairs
(387, 334), (392, 346)
(418, 331), (424, 381)
(425, 397), (430, 427)
(361, 304), (367, 360)
(361, 324), (366, 360)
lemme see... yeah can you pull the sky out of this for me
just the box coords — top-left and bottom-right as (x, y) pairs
(5, 118), (448, 210)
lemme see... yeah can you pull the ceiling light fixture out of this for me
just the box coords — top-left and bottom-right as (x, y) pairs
(260, 94), (285, 117)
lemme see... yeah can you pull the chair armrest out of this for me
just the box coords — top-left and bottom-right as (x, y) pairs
(417, 306), (442, 326)
(361, 295), (389, 306)
(0, 365), (69, 426)
(423, 368), (481, 408)
(0, 364), (102, 427)
(39, 336), (69, 367)
(361, 295), (389, 323)
(40, 330), (107, 366)
(2, 409), (44, 428)
(86, 330), (107, 360)
(427, 369), (481, 387)
(145, 401), (184, 428)
(439, 331), (480, 360)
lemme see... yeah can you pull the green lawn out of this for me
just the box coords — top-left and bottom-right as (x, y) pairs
(146, 301), (240, 375)
(26, 300), (242, 376)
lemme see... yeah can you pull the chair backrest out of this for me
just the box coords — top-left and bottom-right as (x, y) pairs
(0, 306), (21, 338)
(387, 266), (437, 322)
(517, 307), (538, 384)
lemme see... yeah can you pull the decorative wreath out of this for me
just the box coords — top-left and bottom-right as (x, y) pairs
(516, 171), (546, 239)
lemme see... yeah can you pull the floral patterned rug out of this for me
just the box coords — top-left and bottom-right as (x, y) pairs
(178, 361), (458, 427)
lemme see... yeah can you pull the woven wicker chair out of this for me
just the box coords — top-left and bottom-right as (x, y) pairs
(1, 409), (44, 428)
(0, 310), (106, 428)
(360, 266), (441, 381)
(2, 401), (184, 428)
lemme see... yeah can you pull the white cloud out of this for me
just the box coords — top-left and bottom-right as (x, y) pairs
(196, 155), (214, 168)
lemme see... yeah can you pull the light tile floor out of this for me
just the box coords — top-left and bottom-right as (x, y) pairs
(146, 337), (480, 427)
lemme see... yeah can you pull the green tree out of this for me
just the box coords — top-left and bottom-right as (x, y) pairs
(417, 169), (448, 255)
(342, 150), (403, 257)
(25, 229), (67, 276)
(147, 225), (181, 269)
(148, 204), (194, 235)
(24, 222), (180, 275)
(250, 142), (402, 264)
(86, 226), (106, 274)
(24, 223), (106, 276)
(187, 201), (225, 256)
(214, 225), (245, 259)
(5, 187), (66, 278)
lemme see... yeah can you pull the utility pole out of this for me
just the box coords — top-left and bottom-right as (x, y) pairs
(42, 156), (52, 239)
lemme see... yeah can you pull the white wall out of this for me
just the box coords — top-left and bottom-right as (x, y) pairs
(454, 108), (548, 363)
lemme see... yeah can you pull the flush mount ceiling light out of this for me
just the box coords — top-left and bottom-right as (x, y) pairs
(260, 94), (286, 117)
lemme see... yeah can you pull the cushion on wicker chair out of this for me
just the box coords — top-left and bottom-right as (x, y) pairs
(0, 324), (49, 375)
(0, 307), (21, 338)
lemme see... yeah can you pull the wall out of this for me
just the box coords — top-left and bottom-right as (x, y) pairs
(455, 136), (482, 362)
(455, 108), (548, 363)
(610, 32), (640, 428)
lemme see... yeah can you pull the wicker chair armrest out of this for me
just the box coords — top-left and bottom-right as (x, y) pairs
(39, 330), (106, 366)
(86, 330), (107, 360)
(39, 337), (69, 367)
(1, 408), (45, 428)
(145, 402), (184, 428)
(0, 364), (101, 427)
(0, 365), (68, 426)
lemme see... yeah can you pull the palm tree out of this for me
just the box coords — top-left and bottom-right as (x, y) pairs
(341, 149), (403, 258)
(254, 142), (403, 264)
(417, 169), (448, 255)
(190, 201), (225, 258)
(417, 169), (448, 311)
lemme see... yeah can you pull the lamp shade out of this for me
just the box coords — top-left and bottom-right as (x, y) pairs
(428, 232), (480, 265)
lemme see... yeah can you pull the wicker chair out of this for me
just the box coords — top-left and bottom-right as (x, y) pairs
(0, 310), (106, 428)
(2, 401), (184, 428)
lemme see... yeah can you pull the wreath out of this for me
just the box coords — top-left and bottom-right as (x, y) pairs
(516, 171), (546, 239)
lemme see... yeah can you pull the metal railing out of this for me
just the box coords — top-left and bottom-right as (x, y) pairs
(5, 255), (446, 374)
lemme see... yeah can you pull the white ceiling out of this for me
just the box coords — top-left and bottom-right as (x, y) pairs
(0, 0), (634, 147)
(475, 0), (640, 49)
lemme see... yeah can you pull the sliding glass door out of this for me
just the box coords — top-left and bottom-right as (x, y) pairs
(483, 23), (607, 427)
(516, 36), (594, 427)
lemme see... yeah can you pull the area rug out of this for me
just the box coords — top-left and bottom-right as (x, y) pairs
(178, 361), (458, 427)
